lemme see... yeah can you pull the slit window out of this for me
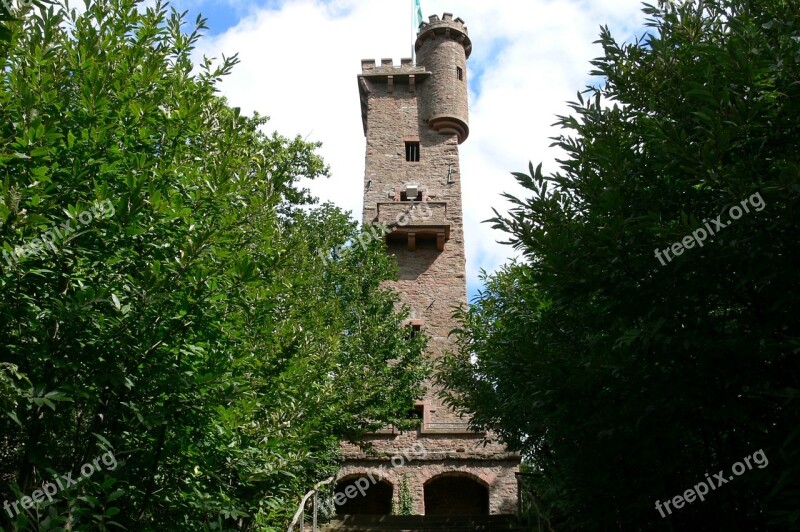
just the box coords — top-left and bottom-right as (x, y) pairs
(405, 141), (420, 162)
(456, 66), (464, 81)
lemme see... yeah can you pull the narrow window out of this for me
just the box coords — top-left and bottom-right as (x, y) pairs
(406, 404), (425, 424)
(405, 141), (420, 162)
(407, 405), (424, 419)
(456, 66), (464, 81)
(406, 323), (422, 339)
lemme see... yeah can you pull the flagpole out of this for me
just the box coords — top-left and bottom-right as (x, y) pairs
(411, 0), (415, 64)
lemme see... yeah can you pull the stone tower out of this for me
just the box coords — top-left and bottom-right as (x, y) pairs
(336, 14), (520, 516)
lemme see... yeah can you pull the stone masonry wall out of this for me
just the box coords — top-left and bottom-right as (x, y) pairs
(360, 75), (465, 427)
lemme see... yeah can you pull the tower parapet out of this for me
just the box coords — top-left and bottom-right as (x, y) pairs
(415, 13), (472, 58)
(357, 58), (431, 136)
(414, 13), (471, 143)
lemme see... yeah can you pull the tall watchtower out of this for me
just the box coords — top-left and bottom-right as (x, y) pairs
(338, 13), (519, 517)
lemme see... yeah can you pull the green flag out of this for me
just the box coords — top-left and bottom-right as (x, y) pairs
(414, 0), (423, 30)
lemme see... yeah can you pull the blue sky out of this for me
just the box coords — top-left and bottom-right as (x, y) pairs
(184, 2), (242, 33)
(171, 0), (648, 301)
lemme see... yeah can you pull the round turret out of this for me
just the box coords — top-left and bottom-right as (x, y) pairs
(415, 13), (472, 143)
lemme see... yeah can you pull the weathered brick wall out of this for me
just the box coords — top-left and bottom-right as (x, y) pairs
(360, 66), (469, 427)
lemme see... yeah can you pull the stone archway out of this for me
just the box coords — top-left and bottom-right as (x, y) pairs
(334, 477), (393, 515)
(424, 473), (489, 516)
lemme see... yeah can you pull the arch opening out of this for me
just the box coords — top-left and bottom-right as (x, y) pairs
(334, 477), (393, 515)
(424, 474), (489, 516)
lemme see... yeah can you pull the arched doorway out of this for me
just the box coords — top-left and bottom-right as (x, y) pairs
(334, 477), (393, 515)
(424, 474), (489, 516)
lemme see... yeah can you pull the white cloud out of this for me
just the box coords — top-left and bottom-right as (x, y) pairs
(193, 0), (647, 297)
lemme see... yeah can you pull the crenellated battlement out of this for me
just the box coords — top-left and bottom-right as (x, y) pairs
(360, 58), (428, 75)
(419, 12), (468, 33)
(415, 12), (472, 58)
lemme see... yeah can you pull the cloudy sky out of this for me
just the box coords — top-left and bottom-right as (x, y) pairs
(171, 0), (649, 299)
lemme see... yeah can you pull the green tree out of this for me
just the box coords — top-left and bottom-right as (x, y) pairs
(0, 2), (48, 51)
(0, 4), (11, 47)
(0, 0), (425, 529)
(440, 1), (800, 530)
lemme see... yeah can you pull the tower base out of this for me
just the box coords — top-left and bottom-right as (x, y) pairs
(337, 431), (520, 516)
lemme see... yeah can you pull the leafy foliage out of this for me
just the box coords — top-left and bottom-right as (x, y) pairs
(391, 475), (413, 516)
(0, 0), (426, 529)
(439, 1), (800, 530)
